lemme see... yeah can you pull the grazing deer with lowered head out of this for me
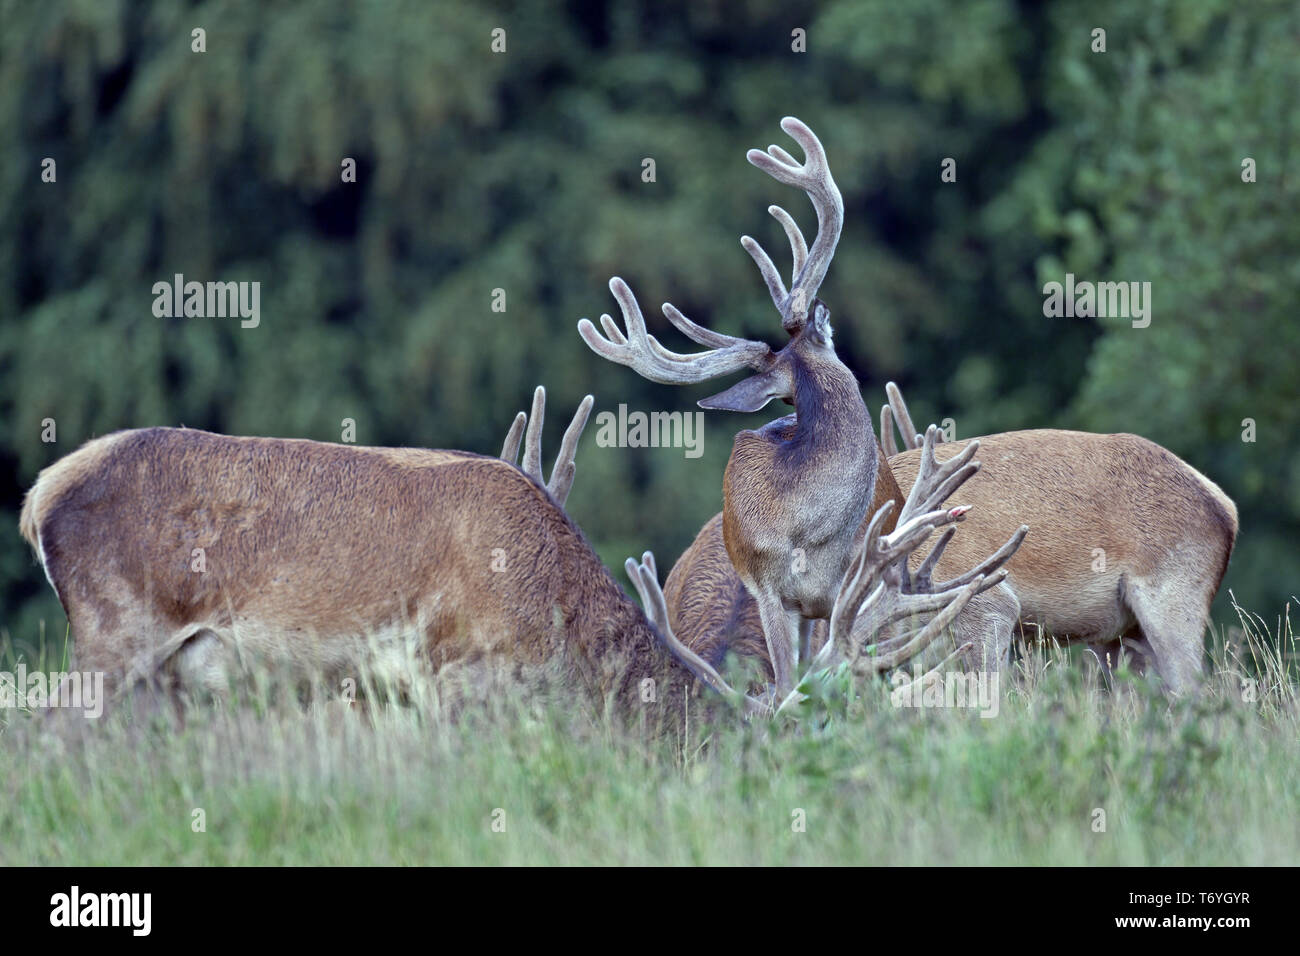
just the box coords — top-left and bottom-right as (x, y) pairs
(579, 117), (879, 698)
(667, 379), (1237, 694)
(17, 388), (719, 718)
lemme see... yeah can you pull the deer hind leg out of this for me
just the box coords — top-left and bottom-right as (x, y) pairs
(1089, 634), (1153, 683)
(47, 571), (205, 712)
(42, 593), (150, 718)
(47, 625), (179, 726)
(1123, 577), (1208, 695)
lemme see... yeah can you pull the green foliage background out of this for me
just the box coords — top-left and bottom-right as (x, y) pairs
(2, 0), (1296, 651)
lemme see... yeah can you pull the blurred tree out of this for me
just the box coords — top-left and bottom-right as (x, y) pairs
(979, 0), (1300, 615)
(0, 0), (1293, 655)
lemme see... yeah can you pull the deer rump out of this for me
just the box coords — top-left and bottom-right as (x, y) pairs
(667, 428), (1237, 688)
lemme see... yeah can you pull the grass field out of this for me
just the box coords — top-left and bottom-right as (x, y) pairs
(1, 599), (1296, 866)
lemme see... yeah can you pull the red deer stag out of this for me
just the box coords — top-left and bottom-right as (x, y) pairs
(17, 388), (708, 716)
(579, 117), (879, 697)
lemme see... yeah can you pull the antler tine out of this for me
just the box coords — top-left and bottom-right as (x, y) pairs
(501, 388), (595, 509)
(881, 403), (899, 458)
(885, 382), (924, 451)
(657, 302), (767, 353)
(831, 502), (897, 622)
(521, 386), (546, 484)
(547, 395), (594, 508)
(852, 575), (988, 673)
(500, 412), (527, 464)
(768, 205), (808, 278)
(740, 235), (789, 313)
(578, 277), (773, 385)
(927, 524), (1029, 594)
(746, 117), (844, 331)
(899, 427), (980, 520)
(880, 506), (964, 566)
(739, 204), (811, 316)
(890, 641), (976, 697)
(597, 313), (628, 346)
(911, 527), (956, 592)
(626, 553), (769, 717)
(895, 504), (975, 583)
(765, 144), (801, 169)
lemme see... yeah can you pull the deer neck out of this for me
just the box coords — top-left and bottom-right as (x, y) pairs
(556, 530), (697, 712)
(596, 603), (700, 717)
(790, 359), (872, 465)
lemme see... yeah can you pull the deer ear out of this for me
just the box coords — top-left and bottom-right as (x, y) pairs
(698, 366), (793, 412)
(808, 301), (833, 344)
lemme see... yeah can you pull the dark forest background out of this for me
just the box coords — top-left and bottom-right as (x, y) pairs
(2, 0), (1297, 655)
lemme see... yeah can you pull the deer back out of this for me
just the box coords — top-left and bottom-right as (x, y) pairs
(887, 429), (1237, 635)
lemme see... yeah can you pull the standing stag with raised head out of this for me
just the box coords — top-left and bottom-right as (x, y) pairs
(579, 117), (880, 697)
